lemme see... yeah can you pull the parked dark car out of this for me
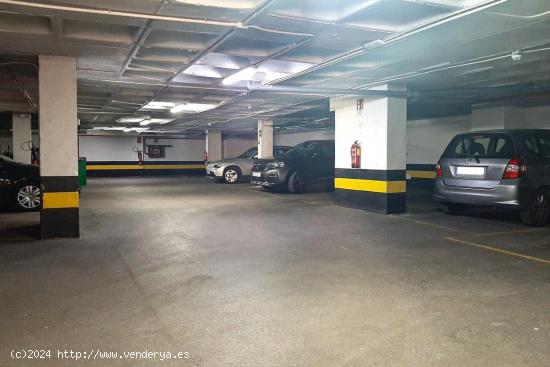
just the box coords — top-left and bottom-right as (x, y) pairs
(434, 129), (550, 226)
(251, 140), (335, 193)
(0, 154), (41, 211)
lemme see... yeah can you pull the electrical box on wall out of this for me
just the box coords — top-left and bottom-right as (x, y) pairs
(145, 144), (172, 159)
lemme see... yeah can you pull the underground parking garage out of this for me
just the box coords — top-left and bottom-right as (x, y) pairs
(1, 0), (550, 365)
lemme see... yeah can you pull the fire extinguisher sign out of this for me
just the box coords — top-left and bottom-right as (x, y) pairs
(351, 141), (361, 169)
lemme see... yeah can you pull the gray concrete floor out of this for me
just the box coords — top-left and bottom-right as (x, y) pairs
(1, 177), (549, 367)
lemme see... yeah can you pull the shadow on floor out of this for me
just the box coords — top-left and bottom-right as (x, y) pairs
(0, 224), (41, 243)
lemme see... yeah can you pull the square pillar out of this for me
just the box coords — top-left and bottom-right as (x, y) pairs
(471, 106), (525, 131)
(206, 129), (222, 161)
(39, 55), (79, 239)
(257, 119), (273, 159)
(12, 113), (32, 164)
(331, 85), (407, 214)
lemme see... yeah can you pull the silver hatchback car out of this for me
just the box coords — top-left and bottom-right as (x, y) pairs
(434, 129), (550, 226)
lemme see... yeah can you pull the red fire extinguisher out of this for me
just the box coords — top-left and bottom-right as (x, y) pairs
(351, 140), (361, 168)
(203, 151), (208, 163)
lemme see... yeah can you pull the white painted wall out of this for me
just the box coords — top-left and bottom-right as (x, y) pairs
(78, 135), (205, 162)
(223, 137), (256, 158)
(79, 135), (142, 161)
(525, 106), (550, 129)
(274, 129), (334, 147)
(144, 137), (204, 161)
(407, 114), (471, 165)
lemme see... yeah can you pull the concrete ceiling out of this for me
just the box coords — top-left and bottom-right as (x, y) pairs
(0, 0), (549, 134)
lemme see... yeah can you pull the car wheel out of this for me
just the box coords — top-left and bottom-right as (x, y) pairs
(223, 166), (241, 184)
(14, 182), (41, 212)
(520, 190), (550, 227)
(288, 171), (305, 194)
(440, 202), (465, 215)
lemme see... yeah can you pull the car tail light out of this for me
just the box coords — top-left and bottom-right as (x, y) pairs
(436, 163), (443, 177)
(502, 158), (525, 179)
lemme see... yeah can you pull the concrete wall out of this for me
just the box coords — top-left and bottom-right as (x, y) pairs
(407, 114), (471, 165)
(78, 135), (204, 162)
(274, 129), (334, 147)
(525, 106), (550, 128)
(223, 137), (256, 158)
(143, 137), (204, 162)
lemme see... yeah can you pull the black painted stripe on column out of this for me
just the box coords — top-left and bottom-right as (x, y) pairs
(41, 176), (79, 192)
(335, 168), (406, 181)
(40, 176), (79, 239)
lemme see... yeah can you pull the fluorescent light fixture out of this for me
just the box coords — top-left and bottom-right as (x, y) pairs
(118, 116), (149, 123)
(222, 66), (258, 85)
(92, 127), (126, 131)
(141, 118), (173, 125)
(141, 101), (176, 110)
(170, 103), (217, 114)
(174, 0), (258, 9)
(123, 128), (132, 132)
(183, 65), (223, 79)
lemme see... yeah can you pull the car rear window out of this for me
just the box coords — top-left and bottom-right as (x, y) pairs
(444, 133), (515, 158)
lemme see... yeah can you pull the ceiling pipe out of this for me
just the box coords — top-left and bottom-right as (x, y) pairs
(267, 0), (510, 86)
(250, 85), (410, 98)
(0, 0), (312, 37)
(131, 0), (282, 122)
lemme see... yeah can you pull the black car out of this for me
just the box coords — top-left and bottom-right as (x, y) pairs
(0, 154), (41, 211)
(251, 140), (335, 193)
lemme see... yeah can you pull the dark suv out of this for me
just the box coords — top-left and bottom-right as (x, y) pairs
(0, 154), (41, 211)
(434, 129), (550, 226)
(251, 140), (335, 193)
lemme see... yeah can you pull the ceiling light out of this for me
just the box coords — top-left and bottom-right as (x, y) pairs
(222, 66), (258, 85)
(119, 116), (149, 123)
(123, 128), (132, 132)
(171, 103), (217, 114)
(141, 101), (176, 110)
(511, 51), (522, 61)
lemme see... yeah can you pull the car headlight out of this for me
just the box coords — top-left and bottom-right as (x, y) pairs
(266, 161), (285, 170)
(212, 163), (222, 169)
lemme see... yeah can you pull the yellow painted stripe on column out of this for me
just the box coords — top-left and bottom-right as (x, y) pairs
(335, 178), (406, 193)
(43, 192), (79, 209)
(407, 170), (436, 179)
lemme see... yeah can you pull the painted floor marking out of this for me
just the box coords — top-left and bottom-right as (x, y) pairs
(445, 236), (550, 265)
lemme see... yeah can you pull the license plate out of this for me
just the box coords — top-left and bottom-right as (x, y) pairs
(252, 172), (262, 177)
(456, 166), (485, 176)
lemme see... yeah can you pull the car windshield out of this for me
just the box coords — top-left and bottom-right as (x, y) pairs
(283, 141), (318, 157)
(238, 147), (258, 158)
(0, 154), (14, 163)
(444, 133), (515, 158)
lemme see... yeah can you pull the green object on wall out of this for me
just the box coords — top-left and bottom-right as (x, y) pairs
(78, 158), (87, 187)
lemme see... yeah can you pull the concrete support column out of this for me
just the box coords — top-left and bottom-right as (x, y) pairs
(206, 129), (222, 161)
(12, 113), (32, 164)
(257, 119), (273, 158)
(331, 84), (407, 214)
(39, 55), (79, 239)
(471, 106), (525, 131)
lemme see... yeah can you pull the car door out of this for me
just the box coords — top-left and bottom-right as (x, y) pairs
(524, 133), (550, 189)
(308, 142), (334, 183)
(0, 158), (11, 198)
